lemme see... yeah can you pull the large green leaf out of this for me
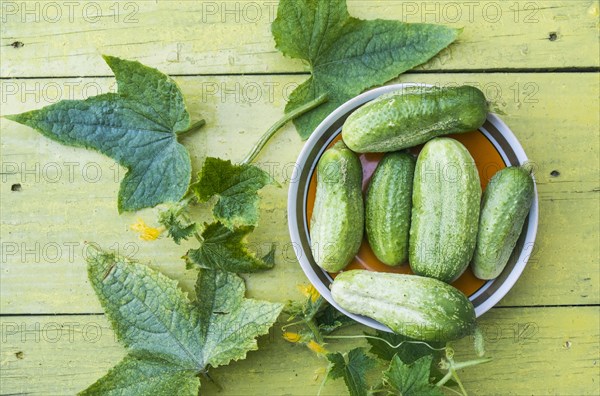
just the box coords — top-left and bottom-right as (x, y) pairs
(272, 0), (460, 139)
(194, 269), (282, 367)
(79, 356), (199, 396)
(81, 250), (282, 395)
(6, 56), (197, 212)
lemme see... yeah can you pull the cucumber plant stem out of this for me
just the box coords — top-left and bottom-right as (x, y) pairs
(436, 357), (491, 393)
(322, 334), (446, 352)
(179, 119), (206, 135)
(200, 371), (222, 392)
(306, 319), (324, 344)
(451, 368), (468, 396)
(240, 94), (328, 165)
(436, 371), (454, 387)
(180, 212), (204, 243)
(451, 357), (492, 370)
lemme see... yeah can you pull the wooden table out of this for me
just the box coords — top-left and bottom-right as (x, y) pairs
(1, 1), (598, 394)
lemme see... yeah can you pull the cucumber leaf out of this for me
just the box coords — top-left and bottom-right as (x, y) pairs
(191, 157), (276, 228)
(271, 0), (460, 139)
(79, 356), (199, 396)
(185, 222), (275, 273)
(81, 250), (282, 395)
(383, 355), (444, 396)
(5, 56), (198, 212)
(326, 348), (377, 396)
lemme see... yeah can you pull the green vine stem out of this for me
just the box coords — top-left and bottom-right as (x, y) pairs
(280, 319), (306, 330)
(240, 94), (328, 164)
(306, 319), (325, 344)
(180, 211), (204, 244)
(436, 371), (454, 387)
(322, 334), (447, 352)
(451, 367), (468, 396)
(200, 371), (222, 392)
(436, 357), (492, 394)
(451, 357), (492, 370)
(179, 119), (206, 135)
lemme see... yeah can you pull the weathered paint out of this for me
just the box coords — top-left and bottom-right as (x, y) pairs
(0, 1), (598, 394)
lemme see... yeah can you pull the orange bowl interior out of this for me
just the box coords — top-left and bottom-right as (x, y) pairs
(306, 131), (506, 297)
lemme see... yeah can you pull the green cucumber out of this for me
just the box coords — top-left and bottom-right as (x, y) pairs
(342, 85), (488, 153)
(365, 152), (415, 266)
(472, 166), (534, 279)
(331, 270), (476, 341)
(409, 138), (481, 283)
(310, 141), (364, 272)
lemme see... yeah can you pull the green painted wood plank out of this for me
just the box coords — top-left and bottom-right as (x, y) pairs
(1, 73), (598, 315)
(1, 1), (599, 78)
(0, 307), (598, 395)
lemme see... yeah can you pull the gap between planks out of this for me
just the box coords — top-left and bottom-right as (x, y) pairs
(1, 67), (599, 81)
(2, 303), (598, 317)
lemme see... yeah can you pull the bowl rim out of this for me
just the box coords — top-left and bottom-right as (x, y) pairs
(287, 83), (539, 332)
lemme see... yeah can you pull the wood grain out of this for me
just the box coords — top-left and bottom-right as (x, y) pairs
(1, 1), (598, 78)
(1, 3), (598, 392)
(1, 307), (598, 395)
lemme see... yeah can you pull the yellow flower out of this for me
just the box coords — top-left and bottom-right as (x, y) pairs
(306, 340), (327, 355)
(130, 218), (164, 241)
(282, 332), (302, 343)
(298, 284), (320, 303)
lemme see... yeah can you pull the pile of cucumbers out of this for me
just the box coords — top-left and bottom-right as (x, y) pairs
(309, 85), (535, 341)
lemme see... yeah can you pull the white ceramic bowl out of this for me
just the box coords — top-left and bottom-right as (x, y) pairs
(288, 83), (539, 332)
